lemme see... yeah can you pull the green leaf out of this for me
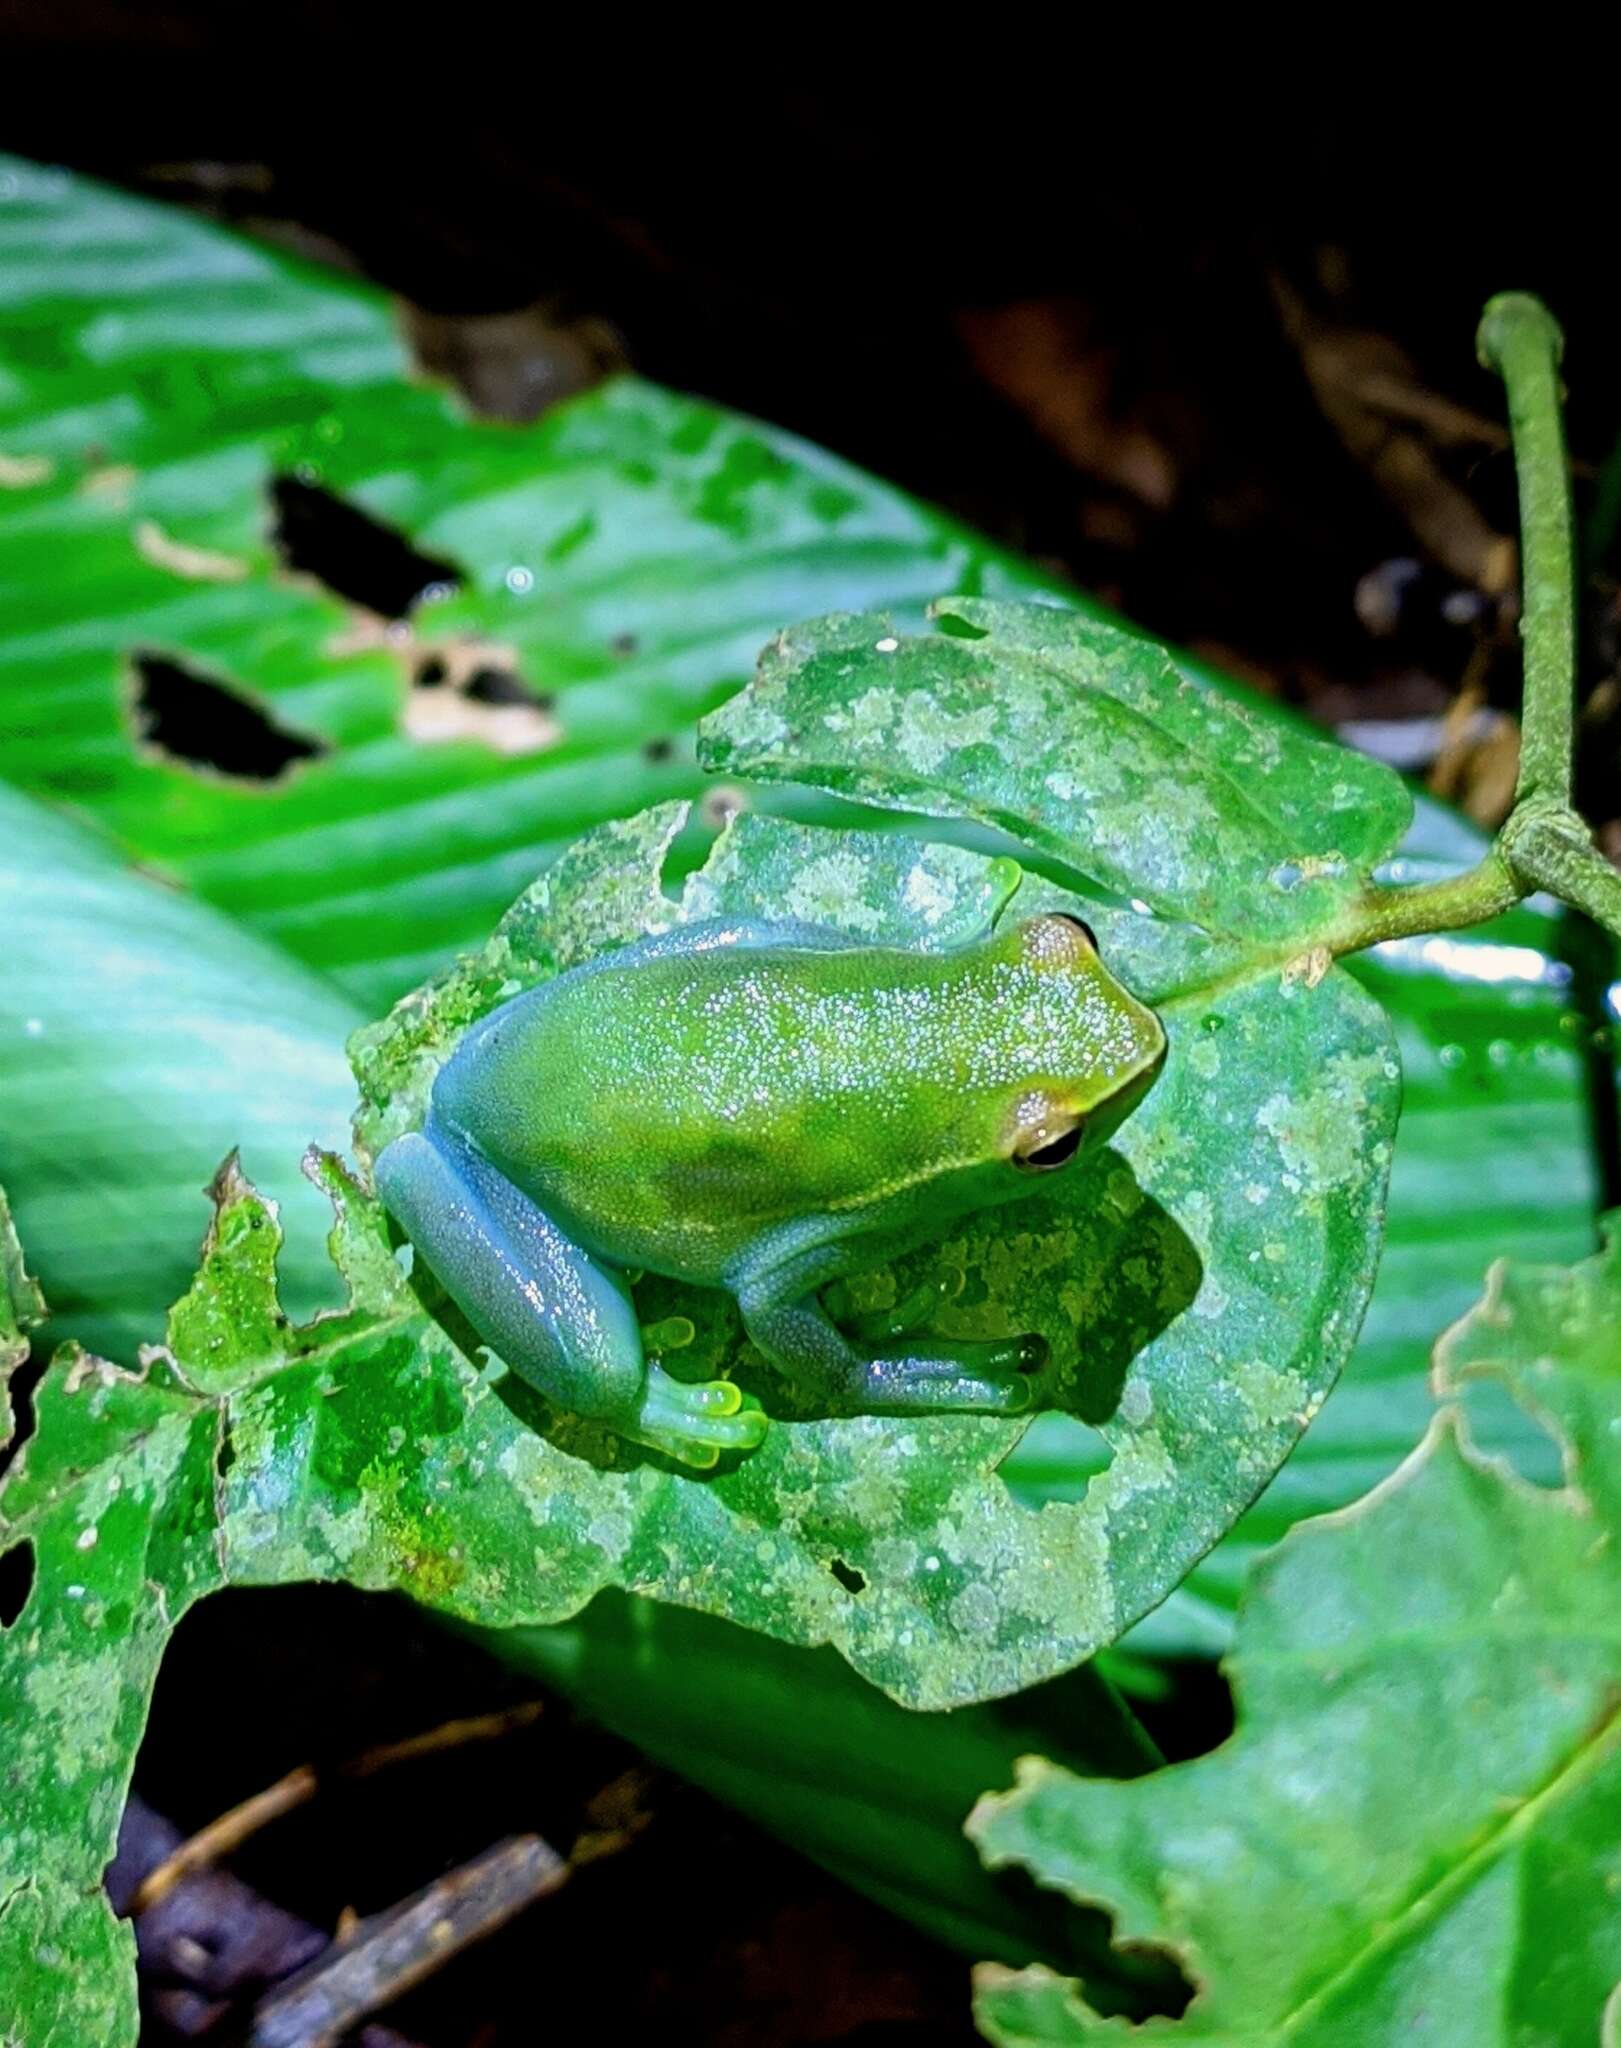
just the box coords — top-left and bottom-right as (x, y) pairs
(349, 794), (1396, 1705)
(693, 599), (1408, 1647)
(493, 1595), (1165, 1978)
(698, 601), (1412, 945)
(0, 152), (1040, 1017)
(0, 1243), (202, 2048)
(0, 1180), (44, 1453)
(1073, 891), (1615, 1654)
(968, 1222), (1621, 2046)
(0, 152), (1614, 2028)
(0, 780), (358, 1362)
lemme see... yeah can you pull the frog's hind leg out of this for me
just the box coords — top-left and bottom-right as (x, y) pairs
(375, 1118), (765, 1468)
(736, 1233), (1043, 1420)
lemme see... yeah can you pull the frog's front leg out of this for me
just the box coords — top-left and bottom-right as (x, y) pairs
(734, 1226), (1044, 1418)
(375, 1117), (766, 1468)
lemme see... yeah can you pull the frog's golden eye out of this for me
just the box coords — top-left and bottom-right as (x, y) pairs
(1011, 1119), (1085, 1172)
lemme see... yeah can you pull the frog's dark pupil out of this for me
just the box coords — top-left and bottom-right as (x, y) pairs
(1019, 1125), (1083, 1170)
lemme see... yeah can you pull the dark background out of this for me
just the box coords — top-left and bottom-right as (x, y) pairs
(3, 39), (1616, 2045)
(6, 45), (1619, 816)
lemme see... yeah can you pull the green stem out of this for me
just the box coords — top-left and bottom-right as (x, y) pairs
(1476, 293), (1576, 807)
(1332, 295), (1621, 955)
(1336, 850), (1521, 951)
(1502, 802), (1621, 933)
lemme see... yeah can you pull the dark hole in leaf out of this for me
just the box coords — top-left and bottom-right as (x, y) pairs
(0, 1540), (35, 1629)
(1098, 1938), (1196, 2022)
(131, 653), (326, 784)
(0, 1353), (45, 1483)
(609, 632), (639, 657)
(828, 1558), (866, 1595)
(931, 610), (990, 640)
(215, 1423), (237, 1481)
(415, 656), (449, 689)
(269, 475), (460, 618)
(1123, 1659), (1236, 1766)
(643, 737), (675, 763)
(987, 1865), (1195, 2023)
(464, 666), (534, 708)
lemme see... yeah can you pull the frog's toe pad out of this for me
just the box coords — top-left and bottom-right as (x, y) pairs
(634, 1363), (769, 1469)
(855, 1335), (1046, 1416)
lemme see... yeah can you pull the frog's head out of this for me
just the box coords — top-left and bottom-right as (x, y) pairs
(980, 912), (1165, 1180)
(875, 910), (1165, 1229)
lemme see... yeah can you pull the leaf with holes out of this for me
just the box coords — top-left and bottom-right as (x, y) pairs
(346, 785), (1398, 1707)
(0, 151), (1049, 1021)
(0, 159), (1601, 1607)
(0, 1196), (179, 2048)
(969, 1221), (1621, 2046)
(697, 602), (1410, 946)
(0, 781), (358, 1363)
(0, 151), (1614, 2030)
(1, 1181), (44, 1442)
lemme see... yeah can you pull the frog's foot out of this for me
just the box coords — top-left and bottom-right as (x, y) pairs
(632, 1363), (769, 1470)
(841, 1274), (959, 1345)
(849, 1335), (1046, 1417)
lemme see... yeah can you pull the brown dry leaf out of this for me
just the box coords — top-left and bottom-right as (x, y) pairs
(1270, 272), (1515, 595)
(1427, 681), (1521, 828)
(958, 299), (1178, 508)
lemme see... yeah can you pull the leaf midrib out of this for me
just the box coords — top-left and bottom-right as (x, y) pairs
(1259, 1690), (1621, 2041)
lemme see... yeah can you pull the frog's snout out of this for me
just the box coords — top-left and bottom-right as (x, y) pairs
(1084, 1036), (1166, 1152)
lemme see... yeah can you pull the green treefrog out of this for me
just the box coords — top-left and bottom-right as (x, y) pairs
(375, 876), (1165, 1467)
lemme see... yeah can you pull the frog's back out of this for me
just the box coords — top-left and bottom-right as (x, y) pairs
(429, 920), (970, 1278)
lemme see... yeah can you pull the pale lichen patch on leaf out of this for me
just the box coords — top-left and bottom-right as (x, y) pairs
(132, 518), (251, 582)
(0, 450), (54, 488)
(401, 636), (563, 758)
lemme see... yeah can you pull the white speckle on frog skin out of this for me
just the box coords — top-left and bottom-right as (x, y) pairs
(1188, 1036), (1222, 1080)
(874, 636), (899, 653)
(75, 1526), (98, 1551)
(1244, 1182), (1270, 1206)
